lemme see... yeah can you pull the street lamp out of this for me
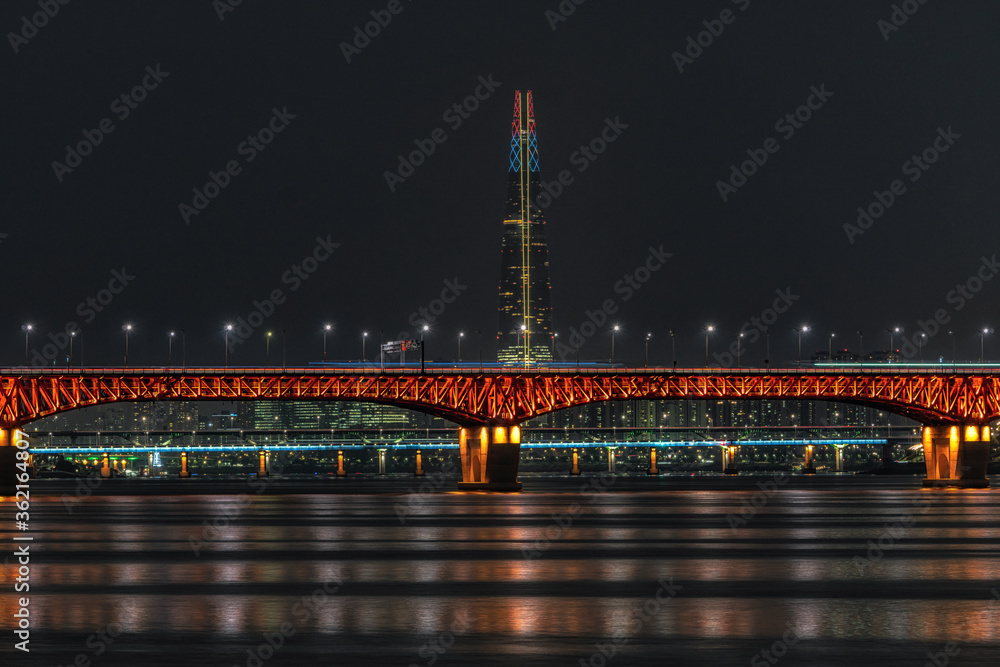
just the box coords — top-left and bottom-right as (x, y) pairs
(181, 329), (186, 368)
(611, 325), (620, 365)
(323, 324), (332, 362)
(828, 333), (835, 362)
(551, 333), (557, 362)
(948, 330), (955, 364)
(885, 327), (901, 360)
(225, 324), (233, 367)
(362, 332), (368, 364)
(645, 332), (652, 368)
(705, 325), (714, 367)
(857, 330), (864, 364)
(122, 324), (133, 367)
(669, 330), (676, 368)
(168, 331), (175, 366)
(420, 325), (429, 373)
(918, 332), (926, 362)
(266, 332), (273, 365)
(69, 331), (76, 366)
(737, 332), (744, 368)
(458, 331), (464, 363)
(795, 326), (809, 365)
(21, 324), (33, 366)
(981, 328), (993, 363)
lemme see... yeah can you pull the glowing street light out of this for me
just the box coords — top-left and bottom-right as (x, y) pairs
(645, 332), (652, 368)
(420, 325), (429, 373)
(918, 332), (926, 362)
(168, 331), (175, 366)
(795, 326), (810, 365)
(225, 324), (233, 367)
(362, 331), (368, 364)
(122, 324), (133, 367)
(611, 325), (620, 365)
(323, 324), (333, 362)
(885, 327), (902, 360)
(828, 333), (835, 362)
(737, 332), (744, 368)
(265, 331), (273, 366)
(21, 324), (33, 366)
(705, 325), (715, 367)
(981, 328), (993, 363)
(458, 331), (464, 363)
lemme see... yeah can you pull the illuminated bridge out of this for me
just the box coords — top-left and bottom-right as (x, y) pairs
(1, 366), (997, 491)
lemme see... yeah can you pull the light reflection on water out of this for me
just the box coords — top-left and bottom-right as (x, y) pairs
(3, 484), (1000, 663)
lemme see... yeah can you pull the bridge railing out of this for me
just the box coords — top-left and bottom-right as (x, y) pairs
(1, 365), (997, 376)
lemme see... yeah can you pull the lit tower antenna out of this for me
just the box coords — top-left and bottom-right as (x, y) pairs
(497, 90), (554, 366)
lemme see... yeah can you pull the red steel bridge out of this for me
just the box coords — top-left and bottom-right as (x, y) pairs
(2, 366), (998, 491)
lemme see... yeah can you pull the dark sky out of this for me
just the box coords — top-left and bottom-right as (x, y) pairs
(3, 0), (999, 368)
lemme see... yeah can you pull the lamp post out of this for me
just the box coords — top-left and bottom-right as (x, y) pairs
(225, 324), (233, 367)
(705, 325), (714, 367)
(168, 331), (175, 366)
(266, 332), (273, 366)
(645, 332), (652, 368)
(981, 328), (992, 363)
(362, 332), (368, 365)
(181, 329), (185, 368)
(828, 333), (835, 362)
(669, 330), (676, 368)
(420, 325), (428, 373)
(323, 324), (332, 363)
(611, 325), (620, 365)
(21, 324), (33, 366)
(122, 324), (133, 367)
(885, 327), (901, 361)
(550, 333), (557, 362)
(764, 327), (770, 369)
(458, 332), (464, 363)
(948, 330), (955, 364)
(737, 332), (744, 368)
(795, 326), (809, 365)
(69, 331), (76, 366)
(918, 332), (926, 362)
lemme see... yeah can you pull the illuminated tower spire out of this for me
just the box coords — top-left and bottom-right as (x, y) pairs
(497, 90), (554, 366)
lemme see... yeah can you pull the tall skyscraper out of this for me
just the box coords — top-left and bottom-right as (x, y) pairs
(497, 90), (555, 365)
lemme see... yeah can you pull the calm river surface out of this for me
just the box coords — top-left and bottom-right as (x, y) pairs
(3, 475), (1000, 666)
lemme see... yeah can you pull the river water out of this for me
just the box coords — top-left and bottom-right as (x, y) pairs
(3, 475), (1000, 666)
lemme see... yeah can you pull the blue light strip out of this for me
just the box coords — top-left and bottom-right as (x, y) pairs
(29, 439), (892, 454)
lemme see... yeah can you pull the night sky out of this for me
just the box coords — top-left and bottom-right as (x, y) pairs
(4, 0), (999, 368)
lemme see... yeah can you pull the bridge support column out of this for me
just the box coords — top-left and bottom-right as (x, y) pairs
(835, 445), (844, 472)
(257, 450), (269, 478)
(1, 428), (26, 495)
(922, 425), (991, 488)
(100, 452), (112, 479)
(569, 448), (581, 476)
(414, 449), (425, 477)
(646, 447), (660, 475)
(802, 445), (816, 474)
(377, 448), (387, 474)
(336, 450), (346, 477)
(723, 445), (738, 475)
(457, 425), (522, 492)
(607, 447), (616, 474)
(179, 451), (190, 478)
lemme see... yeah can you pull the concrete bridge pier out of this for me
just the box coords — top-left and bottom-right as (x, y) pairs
(922, 424), (991, 488)
(457, 425), (522, 492)
(257, 450), (269, 477)
(802, 445), (816, 474)
(569, 448), (581, 476)
(646, 447), (660, 476)
(414, 449), (425, 476)
(179, 451), (190, 478)
(100, 452), (112, 479)
(0, 427), (25, 495)
(606, 447), (617, 474)
(722, 445), (738, 475)
(377, 448), (387, 474)
(336, 449), (346, 477)
(835, 445), (844, 472)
